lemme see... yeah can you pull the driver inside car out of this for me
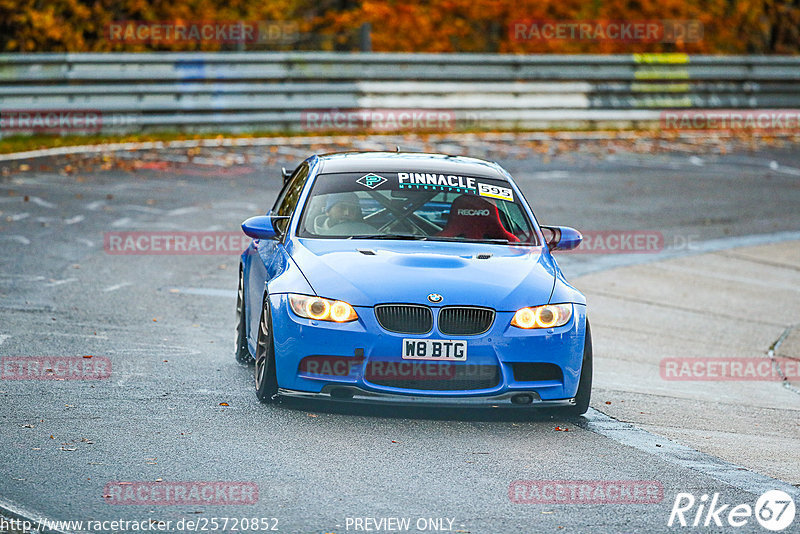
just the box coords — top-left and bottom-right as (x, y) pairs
(313, 192), (375, 235)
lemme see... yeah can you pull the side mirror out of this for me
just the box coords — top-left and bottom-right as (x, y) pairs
(540, 225), (582, 251)
(241, 215), (287, 240)
(281, 167), (293, 184)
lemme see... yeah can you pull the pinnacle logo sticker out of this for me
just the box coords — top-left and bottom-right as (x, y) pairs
(397, 172), (477, 193)
(356, 173), (388, 189)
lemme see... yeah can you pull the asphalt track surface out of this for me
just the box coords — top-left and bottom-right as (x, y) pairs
(1, 135), (800, 534)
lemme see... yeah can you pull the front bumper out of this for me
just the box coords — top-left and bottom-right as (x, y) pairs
(278, 386), (575, 408)
(264, 294), (587, 404)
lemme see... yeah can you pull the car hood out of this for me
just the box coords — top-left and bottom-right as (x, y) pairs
(287, 238), (557, 311)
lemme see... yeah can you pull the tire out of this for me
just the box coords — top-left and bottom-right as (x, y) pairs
(254, 296), (279, 403)
(561, 319), (593, 417)
(234, 267), (252, 364)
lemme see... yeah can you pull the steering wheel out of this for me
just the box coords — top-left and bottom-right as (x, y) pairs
(377, 217), (427, 235)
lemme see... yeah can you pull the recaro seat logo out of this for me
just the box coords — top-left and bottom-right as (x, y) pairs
(458, 209), (490, 216)
(356, 173), (387, 189)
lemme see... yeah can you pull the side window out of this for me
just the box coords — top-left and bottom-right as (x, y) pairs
(498, 202), (535, 243)
(272, 163), (307, 213)
(274, 164), (309, 235)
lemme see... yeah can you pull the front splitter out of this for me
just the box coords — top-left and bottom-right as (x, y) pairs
(277, 386), (575, 408)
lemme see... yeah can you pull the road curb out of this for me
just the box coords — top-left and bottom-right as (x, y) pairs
(2, 130), (799, 163)
(772, 324), (800, 394)
(577, 237), (800, 483)
(0, 496), (72, 534)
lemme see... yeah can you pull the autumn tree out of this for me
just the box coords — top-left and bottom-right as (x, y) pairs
(0, 0), (797, 53)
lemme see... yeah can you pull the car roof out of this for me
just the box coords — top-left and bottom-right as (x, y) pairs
(315, 152), (508, 180)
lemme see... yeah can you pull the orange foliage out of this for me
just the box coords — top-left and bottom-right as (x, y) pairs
(0, 0), (797, 53)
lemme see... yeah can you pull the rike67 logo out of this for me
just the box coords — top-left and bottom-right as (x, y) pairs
(669, 490), (796, 531)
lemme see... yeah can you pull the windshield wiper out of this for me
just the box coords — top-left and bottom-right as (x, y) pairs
(426, 236), (537, 245)
(347, 234), (428, 240)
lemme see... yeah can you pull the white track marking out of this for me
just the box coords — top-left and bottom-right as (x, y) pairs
(165, 287), (236, 298)
(43, 332), (110, 340)
(530, 170), (570, 180)
(103, 282), (132, 293)
(28, 196), (55, 208)
(167, 206), (201, 216)
(769, 161), (800, 176)
(563, 230), (800, 278)
(120, 205), (164, 214)
(0, 235), (31, 245)
(45, 278), (77, 287)
(581, 409), (800, 498)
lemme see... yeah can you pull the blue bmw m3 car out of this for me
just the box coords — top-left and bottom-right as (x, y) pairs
(235, 152), (592, 415)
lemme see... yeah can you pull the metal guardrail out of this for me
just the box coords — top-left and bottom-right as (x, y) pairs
(1, 53), (799, 134)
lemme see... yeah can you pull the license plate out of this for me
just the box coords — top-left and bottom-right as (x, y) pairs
(402, 339), (467, 361)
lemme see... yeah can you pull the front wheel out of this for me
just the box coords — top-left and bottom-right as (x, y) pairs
(254, 296), (279, 403)
(562, 319), (593, 416)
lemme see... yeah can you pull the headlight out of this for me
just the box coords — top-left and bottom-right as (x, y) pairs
(511, 303), (572, 329)
(288, 294), (358, 323)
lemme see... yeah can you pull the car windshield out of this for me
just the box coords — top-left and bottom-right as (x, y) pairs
(297, 171), (537, 245)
